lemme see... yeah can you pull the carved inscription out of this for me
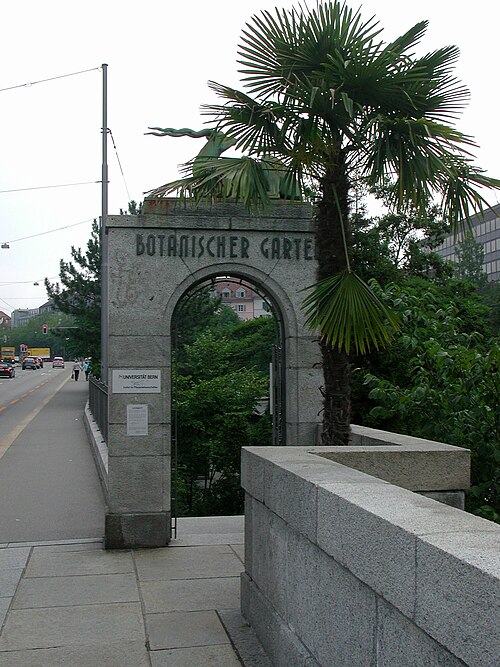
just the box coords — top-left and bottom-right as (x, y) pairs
(135, 233), (314, 260)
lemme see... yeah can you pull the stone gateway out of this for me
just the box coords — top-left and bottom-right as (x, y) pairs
(103, 198), (323, 548)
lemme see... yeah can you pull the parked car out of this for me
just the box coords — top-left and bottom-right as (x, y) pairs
(52, 357), (65, 369)
(22, 357), (38, 370)
(0, 361), (15, 378)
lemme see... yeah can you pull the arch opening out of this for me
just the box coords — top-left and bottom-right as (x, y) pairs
(170, 272), (286, 523)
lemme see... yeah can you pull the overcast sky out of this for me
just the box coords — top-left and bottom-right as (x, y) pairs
(1, 0), (499, 316)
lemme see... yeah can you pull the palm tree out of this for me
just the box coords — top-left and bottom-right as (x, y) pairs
(149, 1), (500, 444)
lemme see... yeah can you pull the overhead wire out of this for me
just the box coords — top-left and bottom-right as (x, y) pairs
(0, 66), (101, 93)
(0, 181), (100, 194)
(108, 128), (131, 202)
(2, 218), (94, 245)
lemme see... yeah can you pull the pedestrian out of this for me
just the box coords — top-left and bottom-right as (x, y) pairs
(73, 360), (81, 381)
(83, 359), (90, 381)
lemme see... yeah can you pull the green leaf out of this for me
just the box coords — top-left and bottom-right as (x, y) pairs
(302, 271), (400, 354)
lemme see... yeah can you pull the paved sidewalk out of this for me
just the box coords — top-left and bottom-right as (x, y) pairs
(0, 516), (269, 667)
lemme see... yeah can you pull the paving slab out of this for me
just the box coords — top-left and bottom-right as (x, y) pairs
(134, 544), (243, 580)
(0, 570), (23, 597)
(141, 576), (241, 613)
(0, 548), (30, 570)
(0, 602), (145, 651)
(12, 573), (139, 609)
(0, 639), (150, 666)
(145, 609), (230, 650)
(25, 546), (134, 577)
(150, 644), (243, 666)
(0, 597), (11, 628)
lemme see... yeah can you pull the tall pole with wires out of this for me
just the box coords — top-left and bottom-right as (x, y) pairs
(101, 63), (109, 381)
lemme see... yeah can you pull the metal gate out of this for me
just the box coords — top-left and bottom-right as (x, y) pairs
(271, 344), (286, 446)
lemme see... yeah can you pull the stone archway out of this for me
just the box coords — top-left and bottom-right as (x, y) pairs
(103, 198), (322, 548)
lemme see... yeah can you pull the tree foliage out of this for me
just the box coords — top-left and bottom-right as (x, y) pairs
(173, 308), (275, 516)
(354, 279), (499, 521)
(45, 220), (101, 371)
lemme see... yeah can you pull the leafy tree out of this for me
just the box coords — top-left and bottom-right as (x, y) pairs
(174, 329), (271, 516)
(45, 219), (101, 371)
(151, 1), (499, 444)
(455, 233), (488, 287)
(356, 280), (499, 521)
(5, 312), (76, 358)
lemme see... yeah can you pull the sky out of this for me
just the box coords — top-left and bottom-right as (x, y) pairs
(1, 0), (499, 316)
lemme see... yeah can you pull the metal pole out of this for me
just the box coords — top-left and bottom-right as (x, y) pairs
(101, 63), (109, 381)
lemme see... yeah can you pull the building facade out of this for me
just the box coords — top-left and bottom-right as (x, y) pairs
(11, 301), (55, 328)
(211, 280), (271, 321)
(434, 203), (500, 282)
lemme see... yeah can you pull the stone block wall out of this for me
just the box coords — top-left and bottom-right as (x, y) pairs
(241, 445), (500, 667)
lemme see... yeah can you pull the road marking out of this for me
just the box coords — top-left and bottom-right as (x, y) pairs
(9, 399), (19, 405)
(0, 374), (73, 461)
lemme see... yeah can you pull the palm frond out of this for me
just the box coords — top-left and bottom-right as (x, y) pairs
(144, 156), (304, 210)
(302, 271), (400, 354)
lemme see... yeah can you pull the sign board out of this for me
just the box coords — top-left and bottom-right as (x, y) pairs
(112, 369), (161, 393)
(126, 404), (148, 436)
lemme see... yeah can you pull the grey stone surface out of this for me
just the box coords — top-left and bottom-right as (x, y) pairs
(0, 597), (11, 629)
(105, 200), (322, 545)
(316, 447), (470, 491)
(107, 423), (170, 457)
(107, 455), (170, 513)
(0, 570), (23, 597)
(105, 512), (170, 549)
(145, 609), (230, 650)
(243, 573), (321, 667)
(376, 598), (467, 667)
(243, 445), (499, 667)
(419, 490), (465, 509)
(108, 392), (170, 425)
(0, 548), (30, 570)
(0, 640), (151, 667)
(134, 544), (242, 581)
(108, 334), (171, 367)
(244, 494), (254, 578)
(263, 460), (319, 542)
(286, 530), (376, 666)
(241, 450), (265, 503)
(219, 608), (273, 667)
(12, 573), (139, 609)
(317, 481), (418, 617)
(415, 530), (500, 667)
(0, 602), (145, 651)
(249, 499), (288, 619)
(25, 546), (134, 577)
(150, 644), (243, 666)
(141, 576), (240, 613)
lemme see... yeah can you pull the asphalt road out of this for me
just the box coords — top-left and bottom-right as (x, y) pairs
(0, 367), (106, 543)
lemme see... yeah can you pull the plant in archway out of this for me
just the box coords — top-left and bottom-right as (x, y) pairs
(150, 1), (500, 444)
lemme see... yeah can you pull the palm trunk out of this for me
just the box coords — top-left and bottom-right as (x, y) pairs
(315, 154), (352, 445)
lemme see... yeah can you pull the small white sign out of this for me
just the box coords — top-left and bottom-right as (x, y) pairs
(127, 404), (148, 436)
(112, 369), (161, 393)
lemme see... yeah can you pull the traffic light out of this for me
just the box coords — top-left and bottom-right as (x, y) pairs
(42, 324), (47, 334)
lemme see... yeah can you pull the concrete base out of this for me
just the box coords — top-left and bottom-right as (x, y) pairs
(104, 512), (171, 549)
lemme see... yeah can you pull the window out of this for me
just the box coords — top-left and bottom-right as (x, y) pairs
(236, 288), (246, 298)
(237, 304), (246, 312)
(221, 289), (231, 298)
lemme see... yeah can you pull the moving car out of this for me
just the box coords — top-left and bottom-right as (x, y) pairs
(52, 357), (65, 369)
(0, 361), (15, 378)
(22, 357), (38, 370)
